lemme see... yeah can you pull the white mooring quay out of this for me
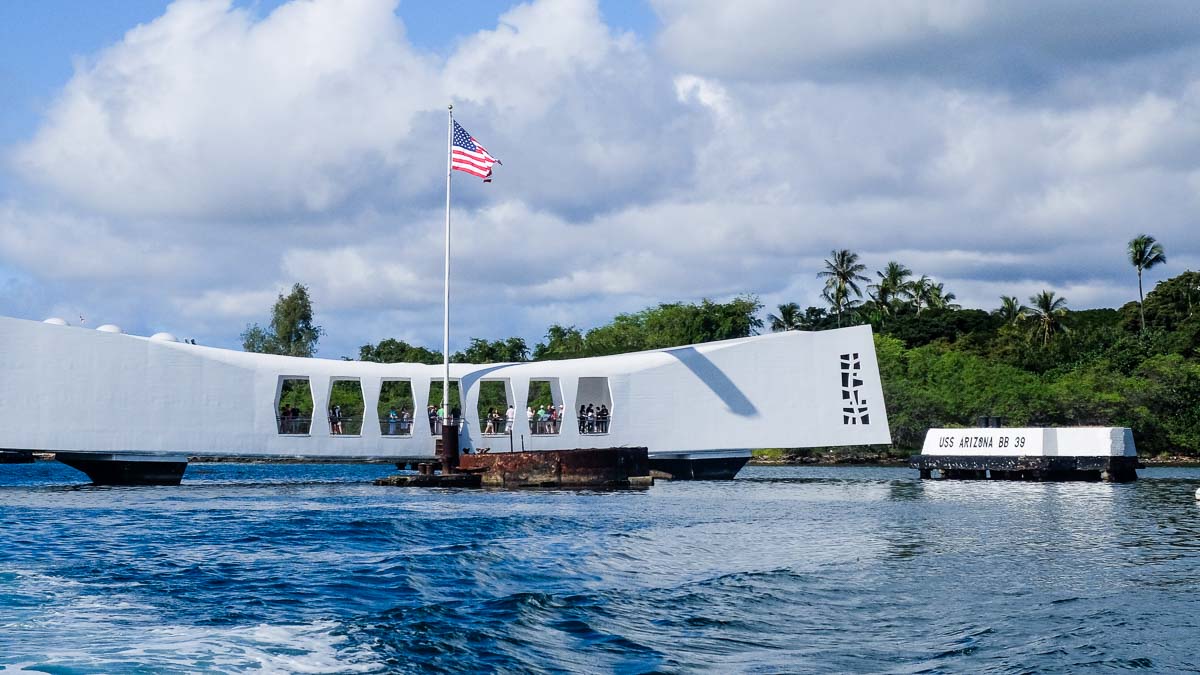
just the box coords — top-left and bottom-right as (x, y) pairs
(912, 427), (1140, 482)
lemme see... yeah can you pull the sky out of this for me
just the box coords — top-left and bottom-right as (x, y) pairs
(1, 0), (1198, 358)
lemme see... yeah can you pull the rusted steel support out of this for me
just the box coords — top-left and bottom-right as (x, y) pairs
(439, 424), (460, 473)
(458, 447), (651, 488)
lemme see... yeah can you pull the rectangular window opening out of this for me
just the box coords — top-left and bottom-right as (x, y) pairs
(277, 378), (314, 435)
(427, 379), (463, 435)
(379, 380), (415, 437)
(575, 377), (612, 435)
(528, 379), (563, 436)
(478, 380), (512, 436)
(328, 379), (365, 436)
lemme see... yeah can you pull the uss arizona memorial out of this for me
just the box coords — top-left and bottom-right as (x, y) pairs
(0, 314), (892, 480)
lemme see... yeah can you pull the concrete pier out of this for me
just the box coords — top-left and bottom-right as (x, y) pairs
(911, 454), (1139, 482)
(913, 427), (1140, 482)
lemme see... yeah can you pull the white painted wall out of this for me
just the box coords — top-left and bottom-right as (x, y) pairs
(921, 427), (1136, 457)
(0, 316), (892, 459)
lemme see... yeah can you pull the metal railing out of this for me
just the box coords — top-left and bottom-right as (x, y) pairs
(379, 419), (415, 437)
(480, 417), (509, 436)
(277, 412), (611, 437)
(578, 416), (611, 434)
(524, 415), (612, 434)
(276, 415), (313, 435)
(529, 418), (563, 435)
(426, 418), (465, 435)
(327, 415), (363, 435)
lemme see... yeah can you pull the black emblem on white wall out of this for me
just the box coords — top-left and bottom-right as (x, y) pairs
(841, 352), (870, 425)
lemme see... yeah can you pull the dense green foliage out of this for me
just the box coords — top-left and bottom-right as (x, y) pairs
(377, 381), (416, 423)
(451, 337), (530, 364)
(278, 379), (313, 416)
(358, 338), (441, 365)
(532, 296), (764, 360)
(860, 269), (1200, 456)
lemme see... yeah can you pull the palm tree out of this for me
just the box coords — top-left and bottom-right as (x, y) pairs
(766, 302), (804, 332)
(926, 282), (960, 310)
(906, 275), (933, 314)
(1128, 234), (1167, 332)
(817, 249), (869, 327)
(868, 261), (913, 323)
(995, 296), (1027, 325)
(821, 284), (861, 326)
(1027, 290), (1069, 345)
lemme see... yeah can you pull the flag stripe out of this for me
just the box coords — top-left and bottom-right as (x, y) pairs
(451, 163), (491, 178)
(452, 155), (492, 172)
(453, 148), (494, 163)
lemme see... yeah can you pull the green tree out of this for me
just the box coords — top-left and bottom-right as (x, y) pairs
(817, 249), (869, 328)
(995, 296), (1027, 325)
(1028, 290), (1069, 346)
(868, 261), (913, 324)
(820, 284), (859, 328)
(1138, 270), (1200, 330)
(533, 325), (587, 360)
(766, 302), (804, 332)
(453, 337), (529, 363)
(597, 296), (763, 354)
(906, 275), (933, 314)
(874, 335), (1047, 448)
(925, 282), (960, 310)
(885, 308), (996, 349)
(1128, 234), (1167, 333)
(240, 283), (324, 357)
(359, 338), (442, 364)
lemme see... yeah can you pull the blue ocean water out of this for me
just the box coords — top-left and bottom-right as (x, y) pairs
(1, 462), (1198, 674)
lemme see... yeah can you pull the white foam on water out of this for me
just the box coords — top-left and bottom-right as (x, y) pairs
(2, 567), (382, 673)
(0, 664), (51, 674)
(18, 621), (382, 674)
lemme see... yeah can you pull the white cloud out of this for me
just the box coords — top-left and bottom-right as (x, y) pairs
(0, 202), (195, 280)
(13, 0), (439, 220)
(2, 0), (1200, 358)
(651, 0), (1200, 84)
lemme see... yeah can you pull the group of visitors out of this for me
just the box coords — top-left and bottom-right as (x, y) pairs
(483, 406), (517, 435)
(427, 405), (463, 434)
(480, 403), (612, 435)
(476, 403), (611, 435)
(281, 401), (610, 437)
(578, 404), (610, 434)
(528, 404), (564, 435)
(277, 405), (311, 434)
(383, 407), (413, 436)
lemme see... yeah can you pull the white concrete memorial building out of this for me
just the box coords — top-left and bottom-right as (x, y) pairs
(0, 315), (892, 482)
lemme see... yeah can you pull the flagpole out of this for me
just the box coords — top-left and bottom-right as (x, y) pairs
(443, 104), (453, 429)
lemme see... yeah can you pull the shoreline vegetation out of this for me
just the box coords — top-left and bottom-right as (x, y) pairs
(239, 236), (1200, 459)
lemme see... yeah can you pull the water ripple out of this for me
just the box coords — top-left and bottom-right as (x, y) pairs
(2, 463), (1199, 673)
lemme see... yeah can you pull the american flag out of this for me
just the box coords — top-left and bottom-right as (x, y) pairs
(451, 121), (500, 182)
